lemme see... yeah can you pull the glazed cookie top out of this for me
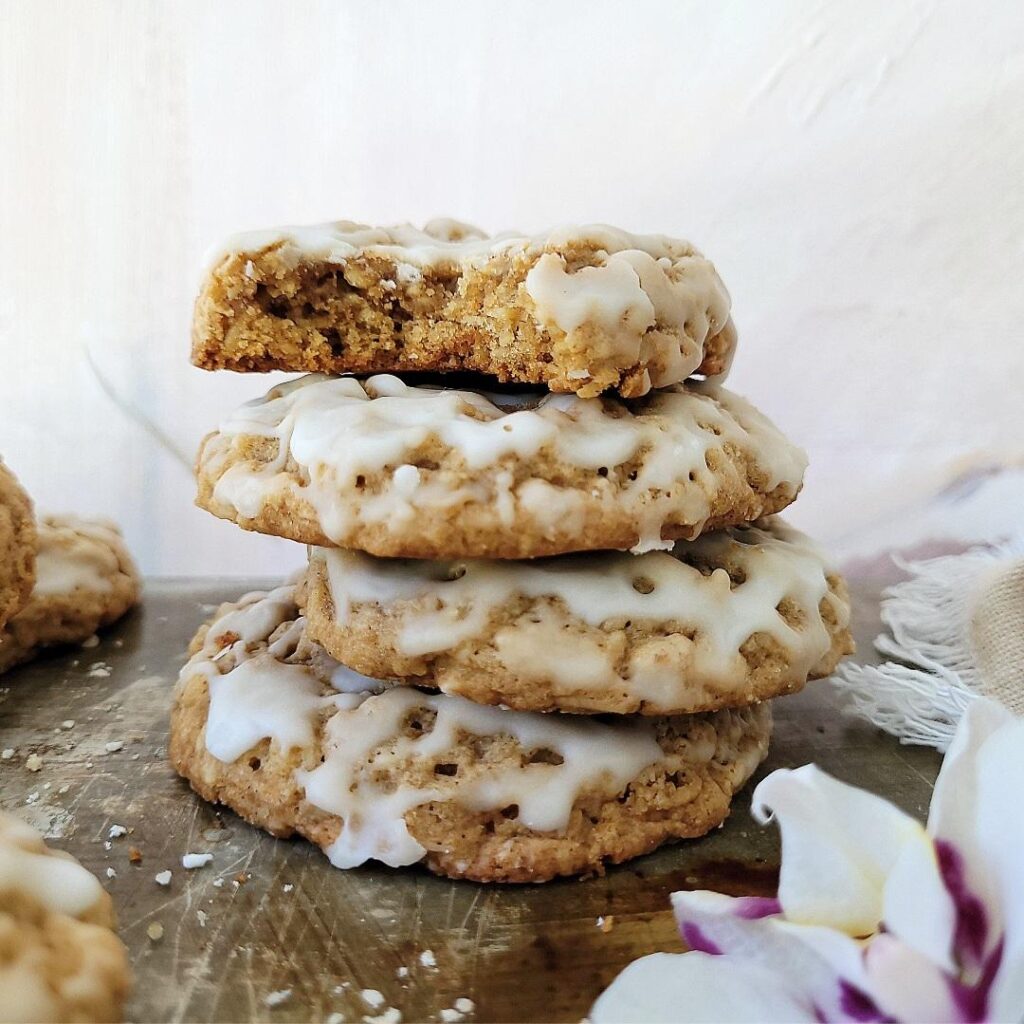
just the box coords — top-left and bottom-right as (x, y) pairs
(308, 518), (851, 712)
(183, 585), (668, 869)
(195, 219), (734, 397)
(0, 459), (36, 627)
(0, 812), (108, 923)
(32, 516), (137, 599)
(198, 374), (806, 558)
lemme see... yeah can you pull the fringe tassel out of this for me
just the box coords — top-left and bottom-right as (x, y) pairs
(833, 535), (1024, 751)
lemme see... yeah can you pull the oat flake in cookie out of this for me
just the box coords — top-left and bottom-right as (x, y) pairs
(170, 583), (772, 883)
(0, 458), (36, 629)
(303, 518), (854, 716)
(0, 812), (131, 1022)
(193, 219), (735, 398)
(195, 373), (806, 559)
(0, 516), (140, 673)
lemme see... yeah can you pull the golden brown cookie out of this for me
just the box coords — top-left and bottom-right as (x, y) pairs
(0, 516), (140, 673)
(303, 519), (854, 716)
(170, 584), (772, 883)
(193, 219), (735, 399)
(195, 374), (805, 559)
(0, 459), (36, 629)
(0, 812), (131, 1022)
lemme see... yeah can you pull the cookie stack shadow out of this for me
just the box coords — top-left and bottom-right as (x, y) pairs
(171, 219), (854, 883)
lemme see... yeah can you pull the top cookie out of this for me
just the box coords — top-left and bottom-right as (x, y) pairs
(0, 459), (36, 629)
(192, 219), (735, 398)
(0, 812), (131, 1022)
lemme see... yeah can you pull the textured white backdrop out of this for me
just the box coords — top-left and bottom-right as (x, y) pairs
(2, 0), (1023, 575)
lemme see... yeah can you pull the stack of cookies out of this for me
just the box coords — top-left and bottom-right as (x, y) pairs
(172, 220), (853, 883)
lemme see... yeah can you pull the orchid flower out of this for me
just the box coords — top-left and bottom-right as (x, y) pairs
(591, 698), (1024, 1023)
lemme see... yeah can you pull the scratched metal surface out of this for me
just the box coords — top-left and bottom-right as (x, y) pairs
(0, 568), (941, 1024)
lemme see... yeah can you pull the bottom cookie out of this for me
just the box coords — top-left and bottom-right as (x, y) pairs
(170, 583), (772, 883)
(0, 516), (140, 673)
(0, 812), (131, 1022)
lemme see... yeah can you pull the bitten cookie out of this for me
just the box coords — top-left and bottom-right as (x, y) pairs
(0, 517), (140, 673)
(193, 219), (735, 399)
(0, 812), (131, 1022)
(303, 519), (854, 716)
(0, 459), (36, 629)
(170, 584), (772, 883)
(195, 374), (805, 559)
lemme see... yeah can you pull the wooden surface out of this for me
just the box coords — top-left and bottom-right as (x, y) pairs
(0, 569), (941, 1024)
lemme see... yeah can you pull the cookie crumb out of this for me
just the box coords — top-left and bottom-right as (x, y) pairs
(147, 921), (164, 941)
(597, 914), (615, 933)
(25, 753), (43, 772)
(154, 870), (172, 886)
(129, 846), (143, 863)
(363, 1010), (401, 1024)
(264, 989), (292, 1008)
(182, 852), (213, 869)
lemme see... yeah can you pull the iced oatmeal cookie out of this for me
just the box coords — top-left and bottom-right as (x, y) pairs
(170, 584), (771, 883)
(0, 517), (140, 673)
(0, 458), (35, 629)
(303, 519), (854, 716)
(193, 219), (735, 398)
(195, 374), (805, 559)
(0, 812), (131, 1022)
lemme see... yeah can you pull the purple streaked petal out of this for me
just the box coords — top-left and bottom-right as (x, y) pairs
(733, 896), (783, 919)
(681, 921), (723, 955)
(947, 937), (1004, 1024)
(936, 839), (990, 970)
(838, 980), (896, 1023)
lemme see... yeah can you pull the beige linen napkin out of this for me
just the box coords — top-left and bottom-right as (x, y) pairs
(835, 537), (1024, 749)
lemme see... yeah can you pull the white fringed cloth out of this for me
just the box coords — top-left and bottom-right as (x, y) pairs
(835, 535), (1024, 750)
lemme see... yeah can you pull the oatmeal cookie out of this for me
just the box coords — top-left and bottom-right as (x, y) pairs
(0, 458), (35, 628)
(170, 584), (772, 883)
(0, 516), (140, 673)
(193, 219), (735, 399)
(195, 374), (805, 559)
(0, 812), (131, 1022)
(303, 519), (853, 716)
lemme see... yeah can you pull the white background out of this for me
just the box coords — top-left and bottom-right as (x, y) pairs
(2, 0), (1023, 576)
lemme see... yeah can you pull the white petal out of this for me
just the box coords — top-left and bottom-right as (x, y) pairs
(590, 951), (815, 1024)
(672, 889), (874, 1021)
(753, 765), (926, 935)
(864, 933), (961, 1022)
(971, 710), (1024, 1021)
(882, 834), (956, 970)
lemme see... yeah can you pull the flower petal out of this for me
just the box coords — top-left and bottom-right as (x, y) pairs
(672, 889), (877, 1021)
(863, 933), (962, 1022)
(969, 708), (1024, 1021)
(590, 951), (816, 1023)
(881, 832), (956, 971)
(753, 764), (927, 935)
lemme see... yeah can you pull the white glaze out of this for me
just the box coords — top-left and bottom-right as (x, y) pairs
(182, 586), (666, 870)
(205, 374), (806, 553)
(314, 520), (848, 708)
(0, 812), (104, 920)
(32, 517), (129, 598)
